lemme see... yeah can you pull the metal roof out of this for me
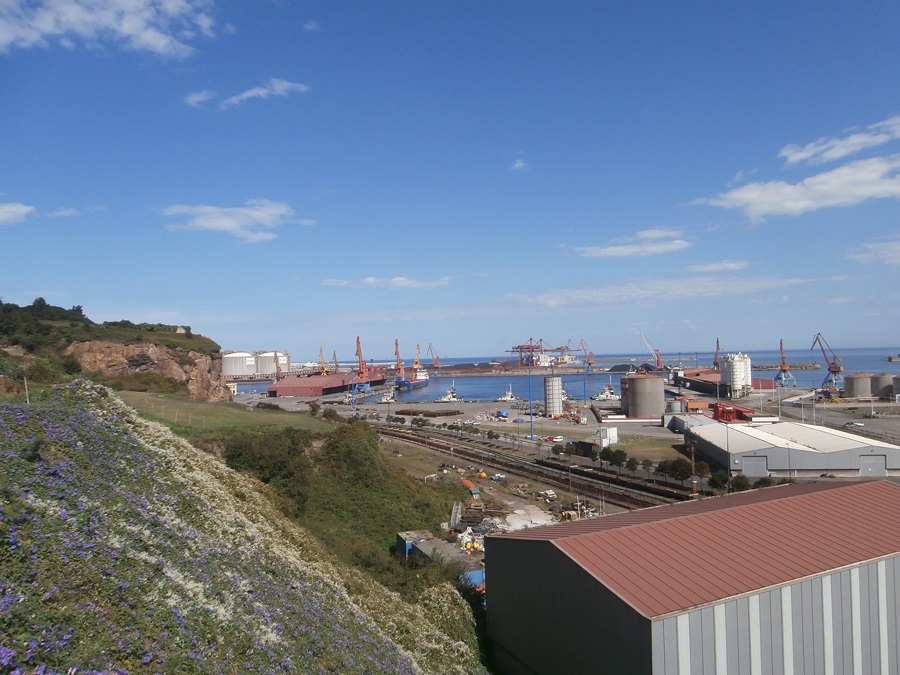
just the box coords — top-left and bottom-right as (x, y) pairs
(489, 481), (900, 619)
(688, 420), (900, 455)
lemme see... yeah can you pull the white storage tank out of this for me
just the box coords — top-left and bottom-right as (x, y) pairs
(871, 373), (894, 398)
(622, 374), (665, 418)
(544, 376), (564, 418)
(256, 351), (290, 376)
(844, 373), (873, 398)
(721, 353), (752, 398)
(222, 351), (256, 377)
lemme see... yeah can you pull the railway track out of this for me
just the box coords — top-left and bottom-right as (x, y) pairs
(378, 426), (682, 510)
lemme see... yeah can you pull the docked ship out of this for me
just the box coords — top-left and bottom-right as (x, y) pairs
(495, 385), (520, 403)
(591, 383), (620, 402)
(395, 367), (430, 390)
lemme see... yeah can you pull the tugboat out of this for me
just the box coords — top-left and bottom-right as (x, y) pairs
(434, 382), (463, 403)
(590, 383), (620, 402)
(495, 385), (520, 403)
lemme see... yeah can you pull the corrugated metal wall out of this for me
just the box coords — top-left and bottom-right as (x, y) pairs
(651, 554), (900, 674)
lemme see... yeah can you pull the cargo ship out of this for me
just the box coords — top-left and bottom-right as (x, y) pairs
(395, 367), (430, 390)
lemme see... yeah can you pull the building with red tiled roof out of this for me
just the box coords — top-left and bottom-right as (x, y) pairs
(485, 480), (900, 675)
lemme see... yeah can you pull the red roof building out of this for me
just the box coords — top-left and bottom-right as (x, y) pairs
(486, 480), (900, 674)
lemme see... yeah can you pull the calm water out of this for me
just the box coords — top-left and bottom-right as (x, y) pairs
(237, 347), (900, 400)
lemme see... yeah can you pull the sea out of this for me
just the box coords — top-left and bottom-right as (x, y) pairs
(236, 346), (900, 403)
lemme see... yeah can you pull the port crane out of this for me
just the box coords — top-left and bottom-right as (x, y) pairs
(272, 350), (284, 381)
(427, 343), (442, 376)
(713, 338), (720, 370)
(579, 339), (595, 372)
(639, 331), (663, 370)
(318, 347), (329, 376)
(773, 339), (797, 387)
(394, 339), (404, 380)
(811, 332), (843, 390)
(355, 336), (368, 380)
(413, 344), (423, 371)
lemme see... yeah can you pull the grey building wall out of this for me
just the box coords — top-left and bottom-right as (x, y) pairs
(486, 538), (653, 675)
(651, 554), (900, 674)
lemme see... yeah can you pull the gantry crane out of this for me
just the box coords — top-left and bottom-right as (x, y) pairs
(318, 347), (329, 376)
(394, 339), (405, 380)
(427, 343), (442, 376)
(773, 339), (796, 387)
(811, 332), (843, 390)
(579, 339), (595, 372)
(639, 331), (663, 370)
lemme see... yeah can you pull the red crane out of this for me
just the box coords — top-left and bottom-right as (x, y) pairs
(427, 343), (442, 375)
(774, 339), (796, 387)
(394, 339), (404, 379)
(355, 336), (368, 380)
(640, 331), (663, 370)
(579, 339), (595, 372)
(811, 333), (843, 390)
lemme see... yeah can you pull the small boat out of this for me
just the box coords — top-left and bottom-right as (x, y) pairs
(376, 391), (395, 404)
(591, 383), (620, 402)
(495, 385), (519, 403)
(888, 354), (900, 362)
(434, 382), (463, 403)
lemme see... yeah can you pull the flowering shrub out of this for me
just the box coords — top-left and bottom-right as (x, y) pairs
(0, 381), (485, 674)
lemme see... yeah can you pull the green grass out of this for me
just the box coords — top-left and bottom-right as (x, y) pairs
(115, 390), (334, 436)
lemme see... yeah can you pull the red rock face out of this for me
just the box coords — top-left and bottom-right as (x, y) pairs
(63, 341), (232, 402)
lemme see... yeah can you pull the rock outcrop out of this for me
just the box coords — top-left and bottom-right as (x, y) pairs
(64, 341), (232, 402)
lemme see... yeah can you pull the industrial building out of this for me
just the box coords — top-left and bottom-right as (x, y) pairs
(485, 480), (900, 675)
(222, 350), (291, 378)
(680, 418), (900, 478)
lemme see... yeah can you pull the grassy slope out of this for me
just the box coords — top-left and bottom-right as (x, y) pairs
(0, 382), (484, 674)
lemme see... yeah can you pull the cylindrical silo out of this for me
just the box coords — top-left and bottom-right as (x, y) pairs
(222, 351), (256, 377)
(256, 351), (290, 376)
(622, 374), (665, 418)
(544, 376), (564, 418)
(843, 373), (873, 398)
(893, 376), (900, 399)
(721, 352), (752, 398)
(871, 373), (894, 398)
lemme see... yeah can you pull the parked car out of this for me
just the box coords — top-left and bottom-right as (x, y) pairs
(551, 435), (564, 443)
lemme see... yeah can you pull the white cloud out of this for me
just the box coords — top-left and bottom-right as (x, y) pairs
(320, 276), (452, 290)
(697, 154), (900, 220)
(636, 228), (680, 240)
(576, 239), (690, 258)
(779, 115), (900, 165)
(847, 238), (900, 265)
(510, 158), (527, 171)
(48, 207), (78, 217)
(510, 275), (812, 308)
(685, 260), (748, 273)
(162, 198), (295, 242)
(303, 20), (321, 31)
(221, 78), (310, 108)
(0, 0), (216, 57)
(0, 202), (36, 224)
(185, 90), (215, 107)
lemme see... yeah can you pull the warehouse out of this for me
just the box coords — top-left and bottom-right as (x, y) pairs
(685, 420), (900, 478)
(485, 480), (900, 675)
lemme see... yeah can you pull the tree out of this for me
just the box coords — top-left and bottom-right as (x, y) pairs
(589, 449), (600, 468)
(641, 458), (653, 478)
(610, 448), (627, 475)
(730, 475), (752, 492)
(599, 446), (614, 468)
(561, 443), (573, 458)
(668, 457), (693, 486)
(695, 461), (711, 481)
(550, 444), (564, 459)
(655, 459), (672, 480)
(626, 456), (639, 477)
(708, 471), (730, 491)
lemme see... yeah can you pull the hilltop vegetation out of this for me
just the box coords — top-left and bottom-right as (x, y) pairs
(0, 382), (486, 674)
(0, 298), (220, 386)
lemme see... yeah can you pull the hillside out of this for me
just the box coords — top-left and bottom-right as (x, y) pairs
(0, 381), (486, 674)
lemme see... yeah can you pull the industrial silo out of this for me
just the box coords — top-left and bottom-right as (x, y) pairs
(622, 374), (665, 418)
(843, 373), (873, 398)
(720, 353), (752, 398)
(871, 373), (894, 399)
(222, 351), (256, 377)
(544, 376), (564, 418)
(256, 351), (290, 376)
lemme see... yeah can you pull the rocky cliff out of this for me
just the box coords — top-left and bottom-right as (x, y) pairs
(64, 341), (232, 402)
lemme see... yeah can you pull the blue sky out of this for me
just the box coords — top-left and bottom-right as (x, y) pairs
(2, 2), (900, 363)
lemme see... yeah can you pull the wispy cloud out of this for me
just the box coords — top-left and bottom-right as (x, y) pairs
(0, 0), (216, 57)
(575, 229), (690, 258)
(0, 202), (36, 224)
(779, 115), (900, 165)
(303, 20), (321, 31)
(321, 276), (452, 290)
(510, 158), (527, 171)
(685, 260), (748, 273)
(221, 78), (310, 108)
(697, 154), (900, 220)
(185, 90), (216, 107)
(48, 207), (79, 217)
(847, 237), (900, 265)
(510, 275), (812, 308)
(163, 198), (296, 242)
